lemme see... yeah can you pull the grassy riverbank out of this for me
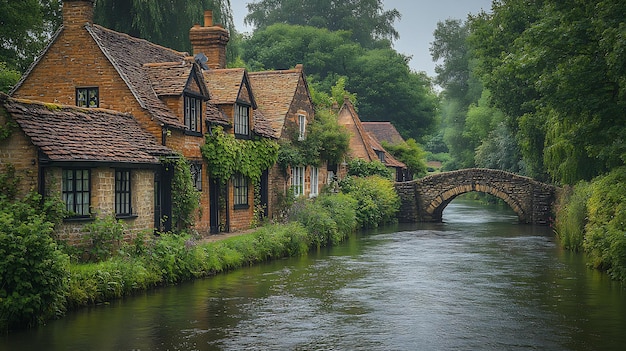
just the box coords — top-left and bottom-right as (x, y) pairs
(1, 175), (400, 332)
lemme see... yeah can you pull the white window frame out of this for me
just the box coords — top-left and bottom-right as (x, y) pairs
(291, 166), (305, 197)
(297, 114), (306, 141)
(309, 166), (319, 198)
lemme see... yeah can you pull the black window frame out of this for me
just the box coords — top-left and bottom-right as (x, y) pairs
(184, 94), (203, 134)
(62, 168), (91, 218)
(115, 169), (133, 217)
(234, 103), (250, 138)
(233, 173), (249, 208)
(76, 87), (99, 108)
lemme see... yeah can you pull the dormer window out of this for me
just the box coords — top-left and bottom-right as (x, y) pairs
(298, 114), (306, 141)
(234, 103), (250, 137)
(184, 94), (202, 133)
(376, 150), (386, 163)
(76, 87), (99, 108)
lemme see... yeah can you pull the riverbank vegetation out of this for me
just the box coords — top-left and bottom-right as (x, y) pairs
(0, 164), (399, 332)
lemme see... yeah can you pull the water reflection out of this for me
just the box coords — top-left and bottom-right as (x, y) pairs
(2, 199), (625, 351)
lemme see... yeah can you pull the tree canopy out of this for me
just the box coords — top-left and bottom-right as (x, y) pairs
(470, 0), (626, 183)
(244, 0), (401, 48)
(0, 0), (61, 72)
(93, 0), (234, 54)
(241, 23), (438, 141)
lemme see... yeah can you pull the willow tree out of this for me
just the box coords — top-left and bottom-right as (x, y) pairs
(94, 0), (234, 53)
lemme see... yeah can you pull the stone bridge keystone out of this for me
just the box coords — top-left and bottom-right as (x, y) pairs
(395, 168), (556, 225)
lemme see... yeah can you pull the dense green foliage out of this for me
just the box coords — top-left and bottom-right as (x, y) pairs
(201, 126), (279, 184)
(382, 139), (428, 178)
(583, 168), (626, 281)
(0, 188), (68, 331)
(167, 156), (202, 231)
(339, 175), (399, 228)
(0, 0), (61, 72)
(554, 183), (590, 252)
(277, 103), (350, 172)
(0, 63), (21, 93)
(93, 0), (234, 55)
(470, 0), (626, 183)
(241, 23), (438, 141)
(244, 0), (400, 48)
(346, 159), (392, 179)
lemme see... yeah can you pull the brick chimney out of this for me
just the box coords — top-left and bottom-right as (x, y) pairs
(63, 0), (95, 29)
(189, 10), (230, 69)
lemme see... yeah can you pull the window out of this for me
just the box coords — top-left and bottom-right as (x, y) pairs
(234, 104), (250, 137)
(115, 170), (132, 216)
(376, 150), (386, 163)
(189, 162), (202, 191)
(76, 87), (99, 108)
(298, 114), (307, 141)
(233, 173), (248, 206)
(291, 166), (305, 197)
(309, 166), (319, 197)
(62, 169), (91, 216)
(184, 95), (202, 133)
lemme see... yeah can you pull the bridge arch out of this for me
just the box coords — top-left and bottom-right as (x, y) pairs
(395, 168), (556, 225)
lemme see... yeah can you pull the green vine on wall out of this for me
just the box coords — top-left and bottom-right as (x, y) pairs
(164, 155), (201, 231)
(0, 114), (17, 142)
(201, 126), (279, 185)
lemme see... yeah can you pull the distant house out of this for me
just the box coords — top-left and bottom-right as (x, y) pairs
(337, 98), (408, 181)
(0, 93), (175, 243)
(362, 121), (406, 146)
(7, 0), (275, 236)
(249, 65), (325, 218)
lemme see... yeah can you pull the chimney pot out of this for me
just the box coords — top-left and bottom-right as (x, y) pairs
(204, 10), (213, 27)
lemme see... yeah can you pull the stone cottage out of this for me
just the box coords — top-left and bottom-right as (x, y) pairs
(7, 0), (275, 236)
(248, 65), (327, 218)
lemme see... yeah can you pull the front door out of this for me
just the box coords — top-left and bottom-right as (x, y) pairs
(209, 178), (220, 233)
(154, 166), (172, 233)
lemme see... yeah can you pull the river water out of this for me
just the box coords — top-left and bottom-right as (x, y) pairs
(2, 199), (626, 351)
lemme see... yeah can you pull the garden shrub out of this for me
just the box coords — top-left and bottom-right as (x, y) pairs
(554, 182), (590, 252)
(288, 197), (338, 247)
(0, 194), (69, 331)
(584, 167), (626, 281)
(347, 158), (393, 179)
(316, 193), (358, 243)
(339, 175), (400, 228)
(81, 215), (125, 262)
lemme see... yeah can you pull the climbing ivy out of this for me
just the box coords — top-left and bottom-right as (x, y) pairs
(164, 155), (201, 231)
(0, 110), (17, 142)
(201, 126), (279, 184)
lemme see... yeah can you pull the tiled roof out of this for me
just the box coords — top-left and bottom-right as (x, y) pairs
(2, 94), (174, 164)
(362, 121), (405, 145)
(367, 132), (406, 169)
(248, 67), (307, 138)
(253, 109), (278, 139)
(206, 101), (230, 126)
(203, 68), (247, 105)
(87, 24), (188, 129)
(144, 61), (196, 97)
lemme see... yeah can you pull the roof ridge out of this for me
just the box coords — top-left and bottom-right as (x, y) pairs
(92, 24), (189, 57)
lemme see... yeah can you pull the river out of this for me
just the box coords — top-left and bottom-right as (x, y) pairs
(2, 198), (626, 351)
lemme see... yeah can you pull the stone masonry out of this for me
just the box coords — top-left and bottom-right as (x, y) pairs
(395, 168), (557, 225)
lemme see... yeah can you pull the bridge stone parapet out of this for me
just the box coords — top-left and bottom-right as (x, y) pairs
(395, 168), (556, 225)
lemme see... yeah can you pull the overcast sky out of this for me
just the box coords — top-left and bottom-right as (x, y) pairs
(229, 0), (492, 78)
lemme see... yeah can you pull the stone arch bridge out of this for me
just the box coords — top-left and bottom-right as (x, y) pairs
(395, 168), (557, 225)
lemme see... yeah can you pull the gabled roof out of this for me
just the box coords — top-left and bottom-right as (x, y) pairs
(203, 68), (256, 107)
(86, 24), (189, 129)
(1, 94), (173, 164)
(144, 60), (209, 98)
(248, 65), (311, 138)
(206, 101), (230, 126)
(362, 121), (405, 145)
(366, 132), (406, 169)
(337, 98), (380, 162)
